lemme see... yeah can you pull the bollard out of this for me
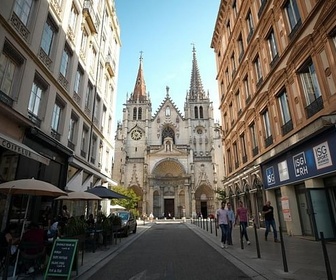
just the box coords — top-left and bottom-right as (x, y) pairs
(203, 219), (205, 229)
(206, 219), (209, 231)
(320, 232), (333, 280)
(240, 223), (244, 250)
(253, 223), (261, 258)
(279, 226), (288, 272)
(215, 218), (218, 236)
(210, 219), (213, 234)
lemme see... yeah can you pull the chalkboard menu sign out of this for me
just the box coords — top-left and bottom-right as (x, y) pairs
(44, 239), (78, 280)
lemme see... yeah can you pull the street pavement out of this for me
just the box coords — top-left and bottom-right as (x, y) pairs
(8, 219), (335, 279)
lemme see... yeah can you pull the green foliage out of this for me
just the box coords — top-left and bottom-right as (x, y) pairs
(65, 216), (87, 237)
(111, 186), (140, 211)
(215, 189), (227, 201)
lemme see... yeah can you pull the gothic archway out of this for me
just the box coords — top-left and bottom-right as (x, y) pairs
(195, 184), (215, 218)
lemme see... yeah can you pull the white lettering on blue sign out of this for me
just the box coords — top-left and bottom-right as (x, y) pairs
(293, 152), (309, 177)
(266, 166), (275, 186)
(313, 141), (332, 169)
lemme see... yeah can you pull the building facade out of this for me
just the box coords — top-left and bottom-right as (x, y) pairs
(112, 48), (224, 219)
(0, 0), (120, 227)
(211, 0), (336, 240)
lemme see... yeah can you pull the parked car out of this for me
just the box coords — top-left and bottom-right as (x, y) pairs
(114, 210), (137, 237)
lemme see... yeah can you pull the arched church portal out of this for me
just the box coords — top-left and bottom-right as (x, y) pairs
(150, 159), (187, 218)
(195, 184), (215, 218)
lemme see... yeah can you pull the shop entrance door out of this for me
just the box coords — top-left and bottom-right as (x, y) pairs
(296, 185), (313, 236)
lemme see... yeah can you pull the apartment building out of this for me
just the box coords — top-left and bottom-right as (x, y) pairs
(0, 0), (120, 225)
(211, 0), (336, 240)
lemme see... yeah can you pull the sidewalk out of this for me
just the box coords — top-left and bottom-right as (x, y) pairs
(186, 221), (336, 280)
(5, 220), (335, 279)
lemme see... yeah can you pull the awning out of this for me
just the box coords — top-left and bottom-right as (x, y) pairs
(0, 132), (50, 165)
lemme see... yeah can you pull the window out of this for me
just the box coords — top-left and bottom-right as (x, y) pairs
(243, 75), (250, 102)
(69, 3), (78, 31)
(298, 59), (323, 117)
(13, 0), (33, 25)
(238, 34), (244, 61)
(51, 99), (63, 134)
(81, 126), (89, 157)
(249, 122), (258, 156)
(90, 47), (97, 72)
(254, 55), (263, 85)
(85, 82), (93, 109)
(0, 41), (24, 103)
(0, 53), (16, 97)
(235, 91), (241, 114)
(233, 141), (239, 168)
(94, 96), (100, 121)
(240, 133), (247, 163)
(133, 107), (137, 120)
(74, 66), (83, 94)
(194, 106), (198, 119)
(41, 15), (57, 56)
(80, 29), (88, 52)
(232, 0), (238, 18)
(278, 90), (293, 135)
(28, 75), (47, 125)
(229, 102), (234, 125)
(90, 135), (97, 164)
(231, 52), (236, 74)
(107, 115), (111, 134)
(284, 0), (301, 32)
(199, 106), (204, 119)
(262, 109), (273, 147)
(101, 106), (106, 130)
(68, 113), (78, 148)
(227, 20), (231, 35)
(138, 107), (142, 119)
(246, 10), (254, 41)
(60, 45), (71, 77)
(227, 148), (232, 173)
(267, 29), (278, 63)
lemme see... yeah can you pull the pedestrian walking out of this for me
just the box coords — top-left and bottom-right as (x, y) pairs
(262, 201), (279, 242)
(227, 202), (235, 245)
(216, 201), (230, 249)
(235, 200), (251, 245)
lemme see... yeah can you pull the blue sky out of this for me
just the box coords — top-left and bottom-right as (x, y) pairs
(114, 1), (221, 126)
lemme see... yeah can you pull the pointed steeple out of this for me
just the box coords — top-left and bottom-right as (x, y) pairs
(131, 52), (147, 102)
(188, 45), (206, 101)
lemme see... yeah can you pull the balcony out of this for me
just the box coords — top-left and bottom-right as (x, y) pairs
(305, 96), (324, 119)
(38, 48), (53, 70)
(264, 135), (273, 148)
(252, 146), (259, 157)
(67, 140), (75, 150)
(0, 90), (14, 107)
(281, 120), (293, 136)
(27, 112), (41, 127)
(105, 55), (115, 77)
(10, 12), (30, 41)
(83, 0), (100, 34)
(51, 129), (61, 141)
(80, 150), (87, 158)
(58, 73), (68, 89)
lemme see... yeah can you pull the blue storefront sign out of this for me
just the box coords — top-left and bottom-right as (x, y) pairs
(262, 129), (336, 189)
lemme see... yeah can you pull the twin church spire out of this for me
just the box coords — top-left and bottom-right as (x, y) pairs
(129, 46), (206, 102)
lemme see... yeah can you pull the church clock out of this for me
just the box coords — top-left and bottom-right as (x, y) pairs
(131, 129), (142, 140)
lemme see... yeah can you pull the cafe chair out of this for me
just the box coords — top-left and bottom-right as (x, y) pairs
(18, 241), (46, 278)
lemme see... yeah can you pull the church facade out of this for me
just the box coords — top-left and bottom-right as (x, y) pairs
(112, 48), (224, 218)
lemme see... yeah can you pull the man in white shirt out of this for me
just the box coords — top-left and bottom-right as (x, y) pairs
(216, 201), (230, 249)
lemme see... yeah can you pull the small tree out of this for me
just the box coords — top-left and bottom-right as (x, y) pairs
(214, 189), (227, 202)
(111, 186), (140, 212)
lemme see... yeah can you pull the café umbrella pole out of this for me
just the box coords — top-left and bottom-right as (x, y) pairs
(12, 195), (32, 278)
